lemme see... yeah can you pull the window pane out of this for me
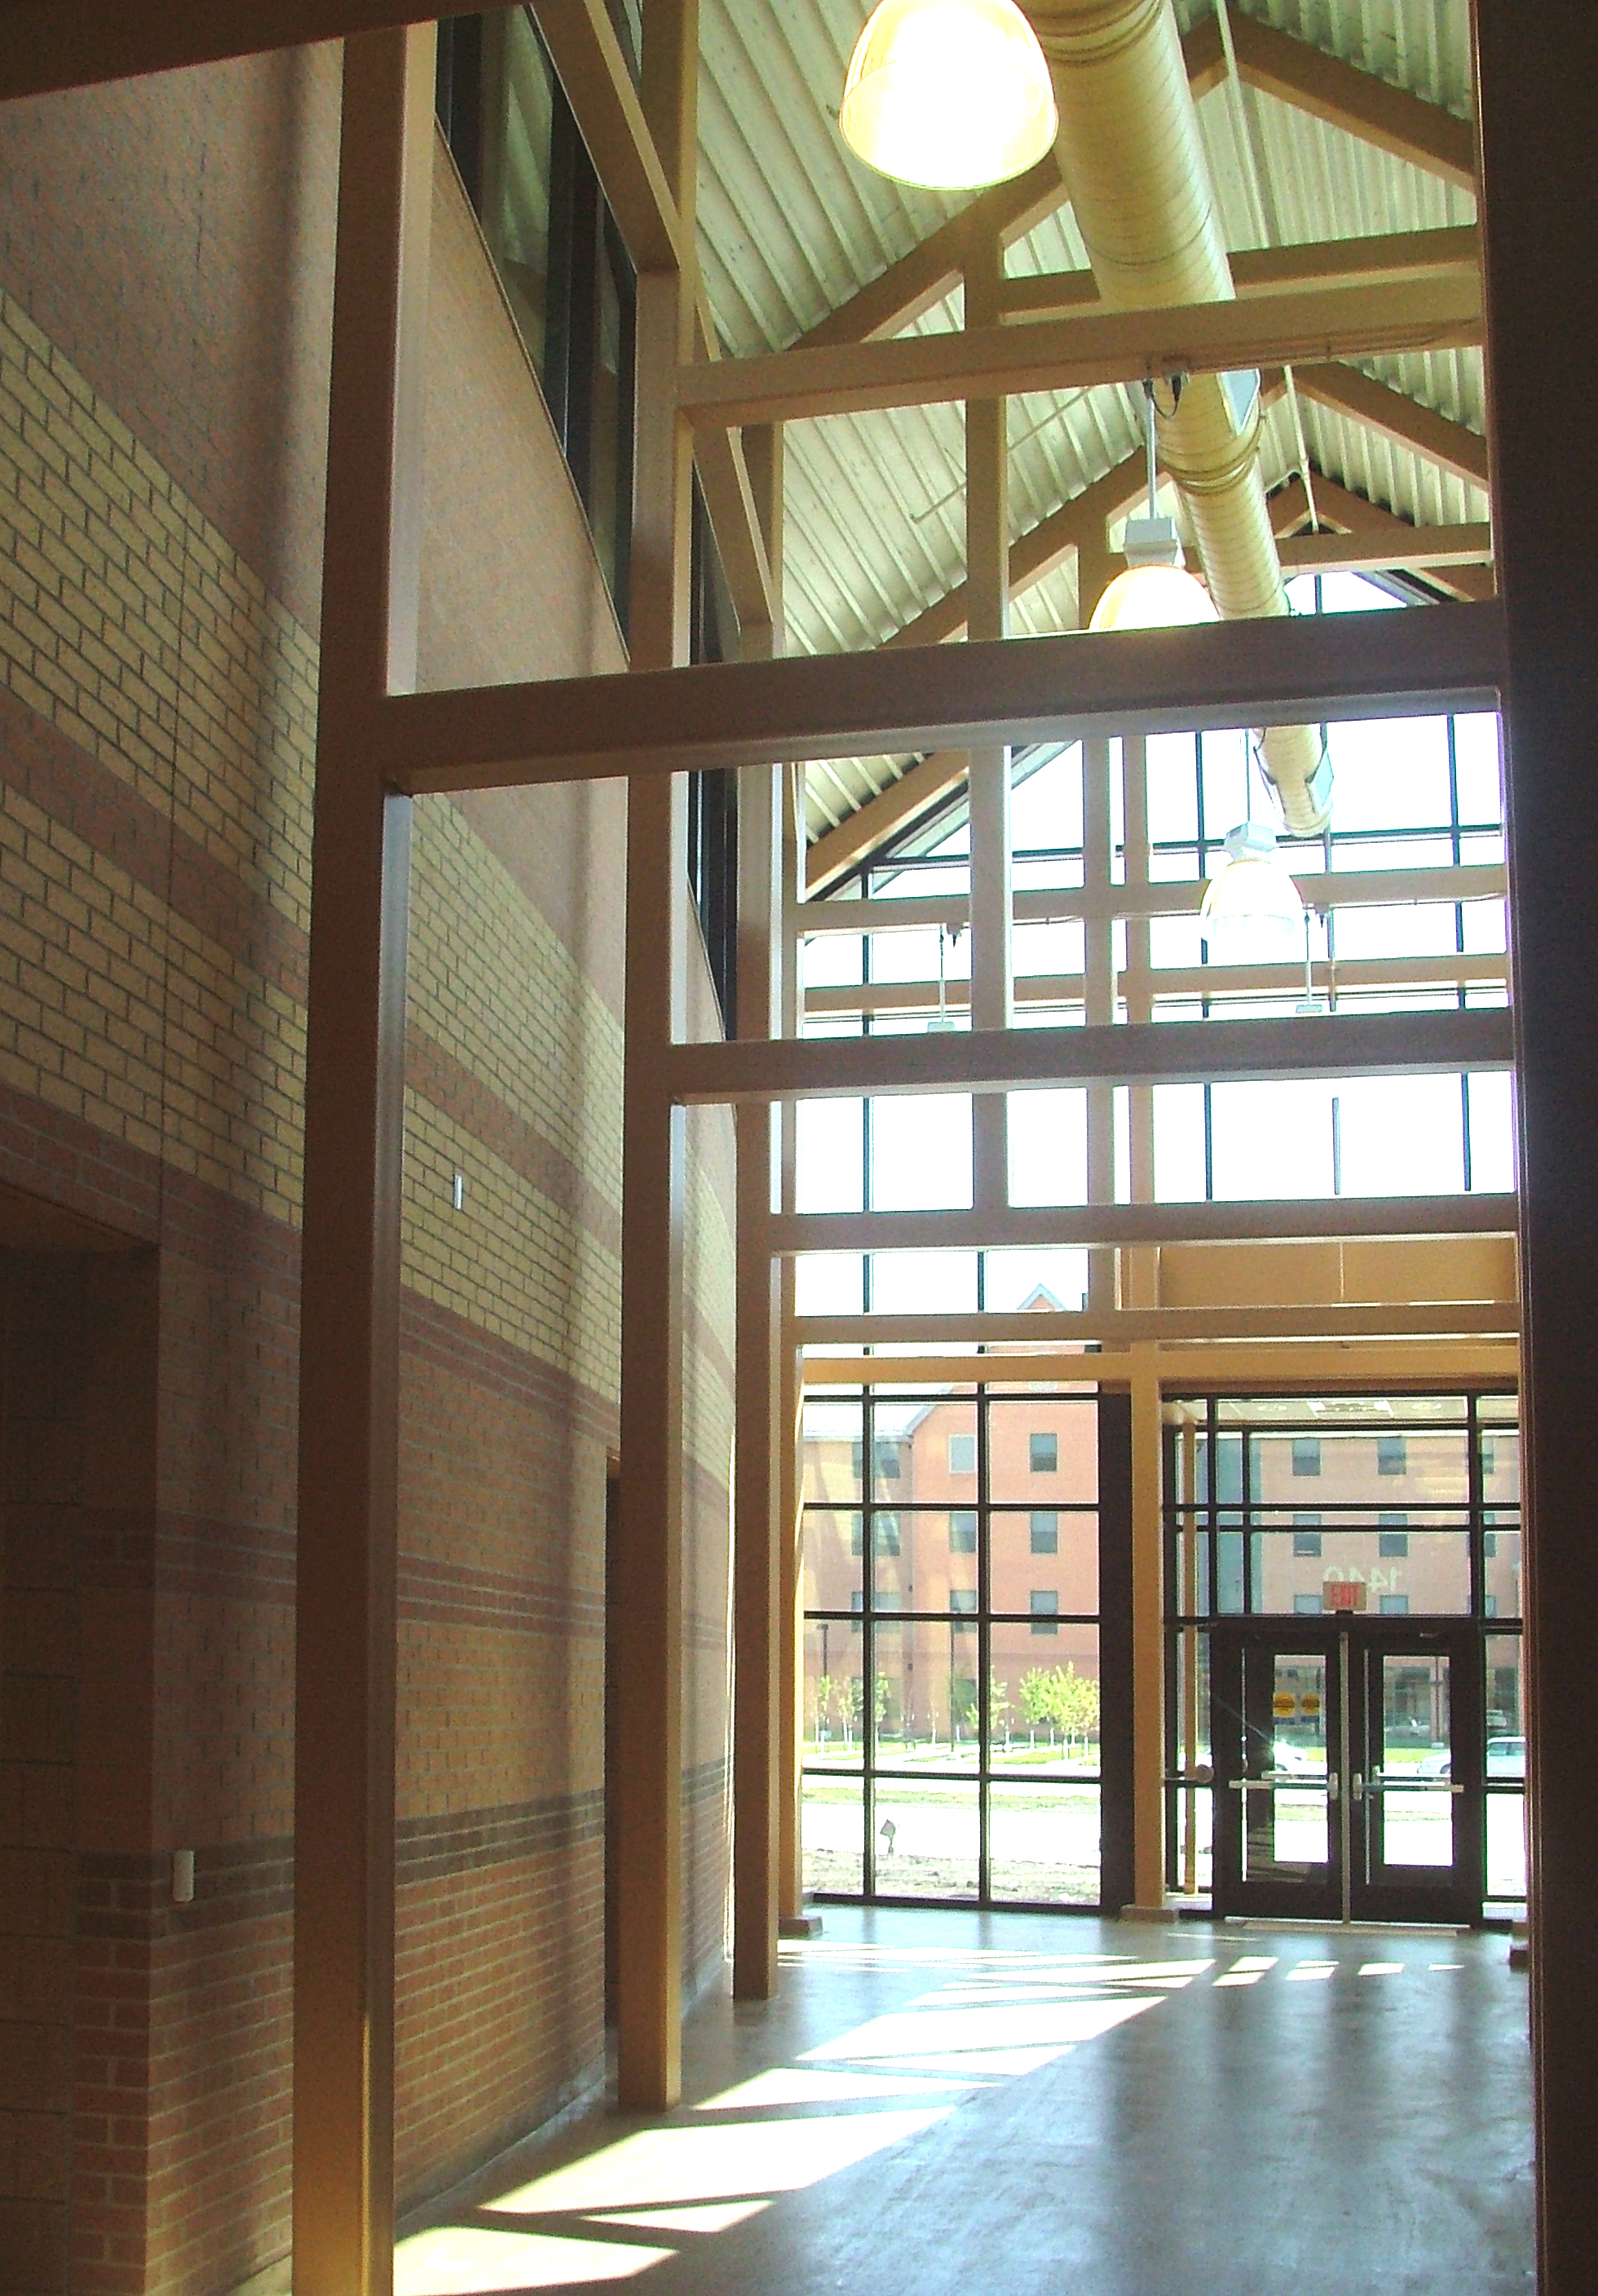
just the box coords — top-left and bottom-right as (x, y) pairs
(1483, 1518), (1521, 1618)
(870, 1093), (973, 1209)
(987, 1399), (1097, 1503)
(802, 1508), (862, 1612)
(1008, 1089), (1088, 1207)
(804, 1618), (863, 1769)
(990, 1622), (1099, 1777)
(991, 1508), (1097, 1616)
(797, 1098), (863, 1211)
(872, 1780), (978, 1899)
(802, 1398), (862, 1503)
(872, 1511), (978, 1614)
(987, 1782), (1101, 1905)
(803, 1774), (863, 1896)
(1249, 1529), (1470, 1615)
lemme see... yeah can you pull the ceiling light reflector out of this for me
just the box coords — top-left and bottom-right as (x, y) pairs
(840, 0), (1058, 191)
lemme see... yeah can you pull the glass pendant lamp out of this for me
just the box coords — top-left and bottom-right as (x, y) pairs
(1198, 809), (1307, 965)
(840, 0), (1058, 191)
(1090, 382), (1217, 632)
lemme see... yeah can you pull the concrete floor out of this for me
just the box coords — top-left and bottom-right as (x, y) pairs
(397, 1908), (1535, 2296)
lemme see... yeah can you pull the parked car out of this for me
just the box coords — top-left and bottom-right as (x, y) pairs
(1488, 1733), (1526, 1779)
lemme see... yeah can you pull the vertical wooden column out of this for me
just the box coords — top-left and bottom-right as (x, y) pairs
(732, 425), (784, 1996)
(616, 0), (697, 2112)
(1473, 10), (1598, 2285)
(1083, 738), (1115, 1313)
(776, 760), (807, 1925)
(1121, 736), (1156, 1304)
(964, 232), (1011, 1211)
(1128, 1340), (1165, 1910)
(293, 28), (433, 2295)
(1119, 734), (1163, 1905)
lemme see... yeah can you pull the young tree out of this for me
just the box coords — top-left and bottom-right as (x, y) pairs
(1020, 1667), (1062, 1746)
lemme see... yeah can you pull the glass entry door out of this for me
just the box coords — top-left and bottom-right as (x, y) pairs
(1212, 1625), (1481, 1922)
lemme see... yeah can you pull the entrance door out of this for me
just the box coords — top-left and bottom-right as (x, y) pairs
(1212, 1623), (1481, 1923)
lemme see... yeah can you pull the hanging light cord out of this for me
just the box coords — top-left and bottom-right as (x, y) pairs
(1214, 0), (1320, 536)
(1143, 378), (1159, 519)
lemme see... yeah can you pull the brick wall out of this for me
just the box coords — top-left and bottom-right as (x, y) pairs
(0, 46), (735, 2296)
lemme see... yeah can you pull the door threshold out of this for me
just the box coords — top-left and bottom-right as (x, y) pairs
(1221, 1914), (1471, 1935)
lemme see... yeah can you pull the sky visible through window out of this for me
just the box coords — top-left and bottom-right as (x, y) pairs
(796, 575), (1513, 1320)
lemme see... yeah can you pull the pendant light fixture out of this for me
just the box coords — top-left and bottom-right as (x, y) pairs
(1198, 757), (1307, 966)
(840, 0), (1058, 192)
(1089, 382), (1218, 633)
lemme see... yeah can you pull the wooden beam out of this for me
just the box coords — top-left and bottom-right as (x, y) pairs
(1184, 9), (1477, 189)
(794, 158), (1066, 351)
(1000, 227), (1481, 323)
(691, 297), (775, 634)
(802, 1341), (1520, 1388)
(293, 29), (432, 2296)
(377, 596), (1504, 793)
(768, 1194), (1518, 1254)
(804, 749), (971, 894)
(532, 0), (681, 272)
(0, 0), (444, 98)
(665, 1005), (1512, 1106)
(1476, 12), (1598, 2285)
(612, 0), (695, 2117)
(806, 950), (1510, 1018)
(1273, 470), (1495, 603)
(1293, 364), (1490, 489)
(797, 863), (1508, 934)
(1278, 522), (1492, 573)
(678, 276), (1481, 430)
(797, 1302), (1517, 1344)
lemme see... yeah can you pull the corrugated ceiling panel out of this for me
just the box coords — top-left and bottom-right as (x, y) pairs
(695, 0), (1488, 841)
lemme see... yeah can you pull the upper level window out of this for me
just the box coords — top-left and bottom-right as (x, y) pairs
(1029, 1432), (1058, 1474)
(949, 1511), (977, 1555)
(948, 1433), (977, 1476)
(437, 9), (635, 626)
(1377, 1435), (1408, 1477)
(1291, 1437), (1322, 1478)
(1030, 1510), (1058, 1555)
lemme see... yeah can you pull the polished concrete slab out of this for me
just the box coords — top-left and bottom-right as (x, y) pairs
(398, 1908), (1535, 2296)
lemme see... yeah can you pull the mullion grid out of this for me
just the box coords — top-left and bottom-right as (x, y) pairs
(802, 1384), (1102, 1910)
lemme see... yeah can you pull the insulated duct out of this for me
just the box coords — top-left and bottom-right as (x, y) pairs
(1027, 0), (1332, 833)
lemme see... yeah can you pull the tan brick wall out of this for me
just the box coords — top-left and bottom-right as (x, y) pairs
(0, 73), (740, 2292)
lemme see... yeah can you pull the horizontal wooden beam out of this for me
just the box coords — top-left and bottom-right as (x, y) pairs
(1273, 470), (1494, 603)
(807, 951), (1510, 1018)
(0, 0), (439, 97)
(801, 1340), (1519, 1388)
(1000, 227), (1481, 325)
(678, 277), (1481, 430)
(797, 1301), (1517, 1344)
(770, 1193), (1516, 1255)
(378, 596), (1503, 793)
(1293, 364), (1490, 490)
(1278, 522), (1491, 574)
(797, 863), (1508, 935)
(665, 1004), (1512, 1106)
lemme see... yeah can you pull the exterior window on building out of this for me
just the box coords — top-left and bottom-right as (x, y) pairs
(874, 1515), (901, 1556)
(1294, 1592), (1323, 1614)
(850, 1518), (864, 1557)
(948, 1433), (976, 1475)
(1029, 1589), (1060, 1635)
(1292, 1529), (1323, 1558)
(1379, 1592), (1410, 1615)
(686, 487), (738, 1030)
(1291, 1437), (1322, 1477)
(875, 1441), (903, 1481)
(1484, 1531), (1499, 1557)
(1030, 1432), (1058, 1474)
(850, 1590), (863, 1629)
(1377, 1434), (1408, 1477)
(949, 1510), (978, 1555)
(1485, 1593), (1499, 1617)
(435, 10), (636, 626)
(950, 1589), (978, 1623)
(1378, 1521), (1410, 1557)
(1030, 1510), (1059, 1555)
(1481, 1437), (1496, 1476)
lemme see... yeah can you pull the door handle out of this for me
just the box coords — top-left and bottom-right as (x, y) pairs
(1350, 1771), (1364, 1804)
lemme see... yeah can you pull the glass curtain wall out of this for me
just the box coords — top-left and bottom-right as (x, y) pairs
(1163, 1391), (1523, 1912)
(802, 1384), (1104, 1905)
